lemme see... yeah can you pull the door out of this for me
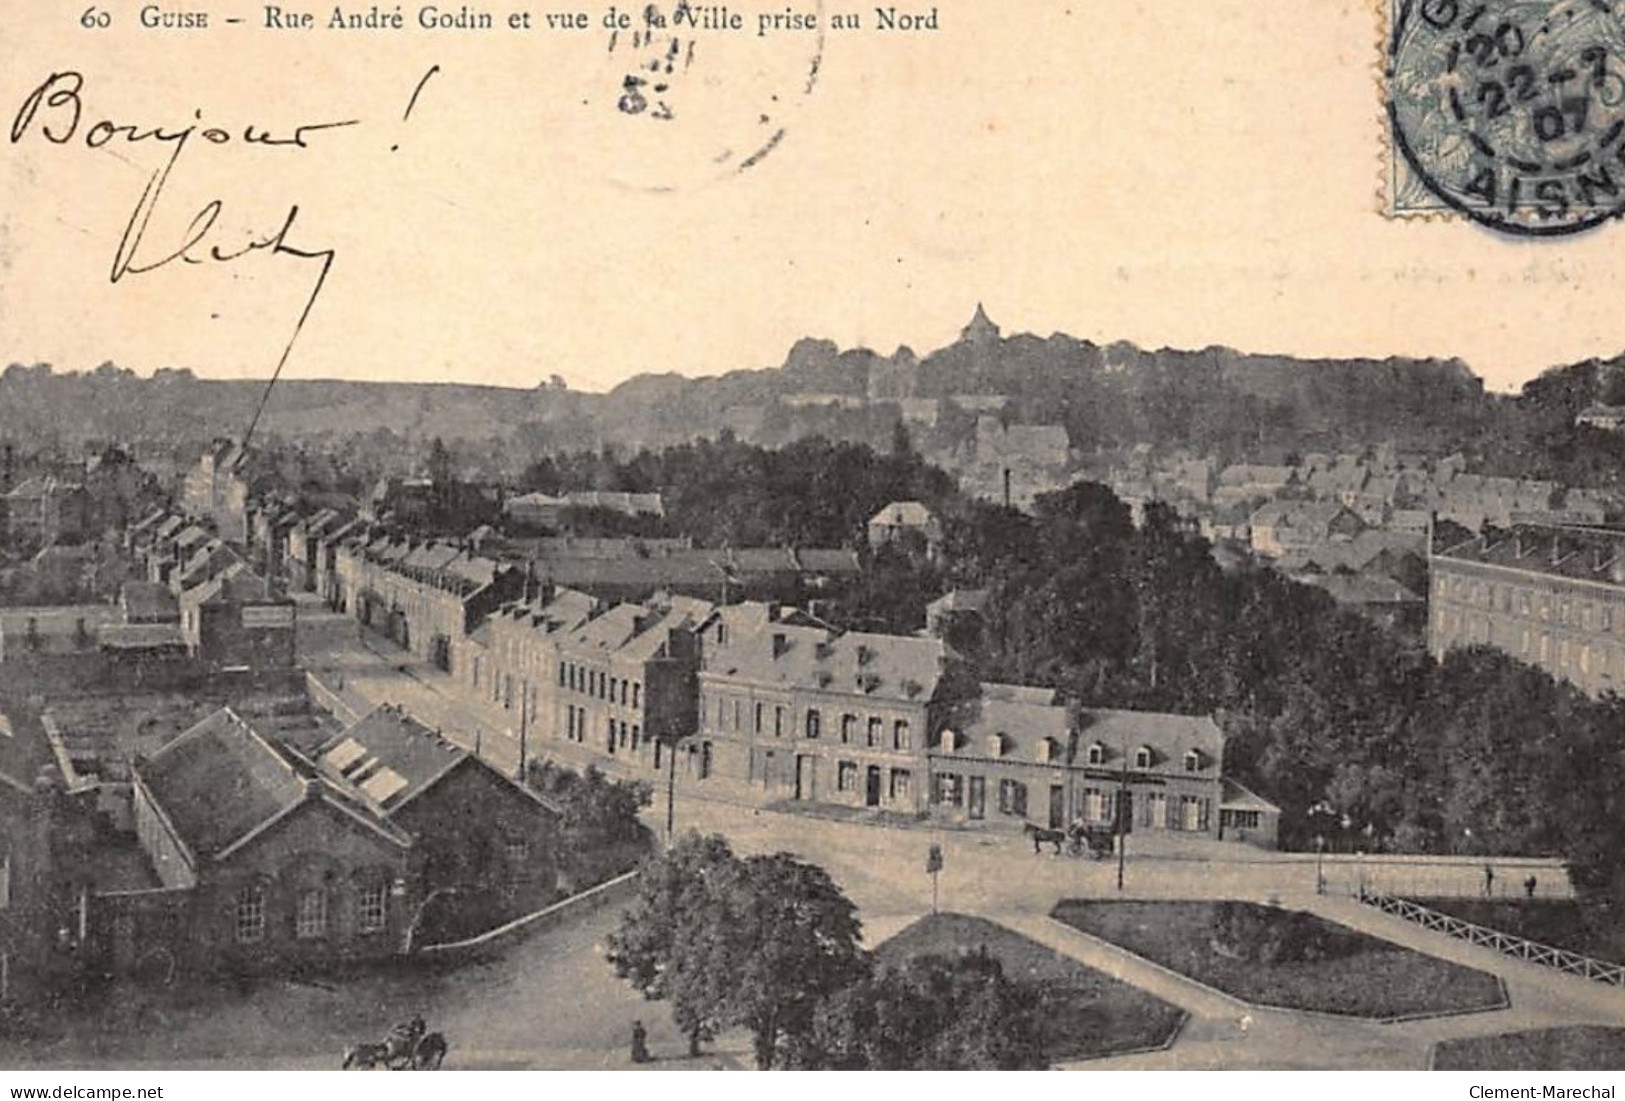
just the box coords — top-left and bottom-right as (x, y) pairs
(795, 755), (815, 801)
(865, 765), (882, 807)
(967, 776), (986, 820)
(1049, 785), (1065, 829)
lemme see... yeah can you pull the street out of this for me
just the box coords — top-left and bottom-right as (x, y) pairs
(3, 626), (1608, 1070)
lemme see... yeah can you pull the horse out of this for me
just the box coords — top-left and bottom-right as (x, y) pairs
(342, 1041), (393, 1070)
(1023, 821), (1066, 855)
(411, 1032), (449, 1070)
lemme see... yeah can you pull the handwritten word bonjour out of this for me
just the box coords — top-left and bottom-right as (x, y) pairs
(9, 69), (370, 395)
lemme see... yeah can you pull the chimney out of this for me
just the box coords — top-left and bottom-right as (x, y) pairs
(772, 632), (790, 659)
(1003, 467), (1012, 510)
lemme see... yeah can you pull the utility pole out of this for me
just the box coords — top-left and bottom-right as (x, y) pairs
(517, 683), (529, 783)
(665, 734), (680, 840)
(1116, 741), (1129, 892)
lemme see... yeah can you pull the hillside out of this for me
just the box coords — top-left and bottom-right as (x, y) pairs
(0, 310), (1556, 479)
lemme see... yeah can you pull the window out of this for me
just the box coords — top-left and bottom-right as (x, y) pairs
(1134, 747), (1152, 769)
(1180, 796), (1209, 831)
(632, 682), (641, 710)
(755, 703), (765, 734)
(359, 882), (388, 933)
(558, 662), (567, 687)
(867, 718), (883, 747)
(296, 889), (328, 939)
(997, 779), (1028, 816)
(610, 677), (619, 703)
(837, 761), (857, 791)
(933, 773), (963, 806)
(1184, 750), (1200, 773)
(841, 714), (856, 743)
(893, 720), (911, 751)
(1223, 809), (1262, 830)
(774, 706), (785, 737)
(653, 740), (663, 769)
(235, 884), (266, 943)
(805, 709), (821, 739)
(1086, 743), (1104, 766)
(504, 837), (528, 864)
(1145, 791), (1169, 829)
(1084, 787), (1108, 823)
(734, 699), (743, 731)
(890, 769), (912, 802)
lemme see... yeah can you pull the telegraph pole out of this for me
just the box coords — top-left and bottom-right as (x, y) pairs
(665, 734), (680, 840)
(1116, 742), (1129, 891)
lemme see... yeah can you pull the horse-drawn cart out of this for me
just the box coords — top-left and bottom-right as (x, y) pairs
(1024, 821), (1115, 859)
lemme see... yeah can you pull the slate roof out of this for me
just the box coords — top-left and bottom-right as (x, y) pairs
(941, 683), (1070, 763)
(703, 620), (948, 705)
(121, 581), (180, 624)
(1073, 709), (1225, 767)
(1435, 523), (1625, 585)
(315, 705), (470, 816)
(137, 709), (309, 860)
(1220, 778), (1280, 813)
(1297, 573), (1422, 607)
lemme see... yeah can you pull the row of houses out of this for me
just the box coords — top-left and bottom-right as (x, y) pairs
(227, 489), (1279, 845)
(448, 583), (1280, 846)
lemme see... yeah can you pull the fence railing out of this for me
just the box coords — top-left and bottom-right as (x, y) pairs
(1359, 890), (1625, 988)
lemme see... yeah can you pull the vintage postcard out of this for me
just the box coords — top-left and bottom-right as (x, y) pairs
(2, 0), (1625, 1084)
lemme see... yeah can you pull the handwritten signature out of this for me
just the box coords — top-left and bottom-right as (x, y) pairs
(10, 71), (364, 420)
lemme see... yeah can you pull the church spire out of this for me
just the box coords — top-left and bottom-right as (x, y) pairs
(961, 302), (1000, 345)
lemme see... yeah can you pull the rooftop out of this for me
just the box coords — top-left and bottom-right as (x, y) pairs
(137, 709), (308, 861)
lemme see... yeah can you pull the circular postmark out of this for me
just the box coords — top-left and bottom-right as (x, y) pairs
(1390, 0), (1625, 235)
(558, 0), (826, 193)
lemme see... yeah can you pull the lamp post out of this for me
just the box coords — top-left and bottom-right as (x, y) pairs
(1315, 835), (1326, 895)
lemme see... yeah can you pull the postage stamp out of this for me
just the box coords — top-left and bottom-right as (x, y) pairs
(1385, 0), (1625, 234)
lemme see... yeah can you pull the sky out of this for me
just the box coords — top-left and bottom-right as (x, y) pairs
(3, 0), (1624, 394)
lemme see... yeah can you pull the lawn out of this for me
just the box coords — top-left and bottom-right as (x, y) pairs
(1051, 899), (1506, 1019)
(877, 912), (1186, 1062)
(1412, 898), (1625, 966)
(1433, 1026), (1625, 1070)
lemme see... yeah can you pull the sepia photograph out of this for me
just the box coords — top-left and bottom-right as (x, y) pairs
(3, 0), (1625, 1085)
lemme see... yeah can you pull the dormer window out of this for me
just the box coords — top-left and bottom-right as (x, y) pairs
(940, 728), (958, 753)
(1086, 742), (1105, 766)
(987, 732), (1006, 757)
(1038, 737), (1059, 764)
(1134, 746), (1153, 770)
(1184, 750), (1201, 773)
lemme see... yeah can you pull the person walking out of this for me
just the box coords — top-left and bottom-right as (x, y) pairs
(630, 1019), (650, 1064)
(1484, 863), (1495, 898)
(1524, 874), (1537, 899)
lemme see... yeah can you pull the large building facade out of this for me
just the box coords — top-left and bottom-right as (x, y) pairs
(1429, 524), (1625, 696)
